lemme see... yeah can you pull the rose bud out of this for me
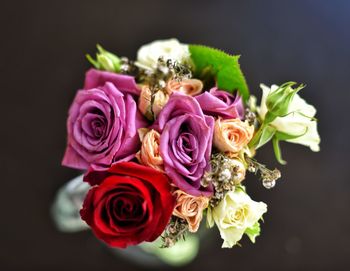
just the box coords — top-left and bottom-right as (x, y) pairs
(213, 118), (254, 156)
(86, 44), (121, 72)
(166, 78), (203, 96)
(135, 128), (164, 171)
(81, 162), (175, 248)
(264, 82), (303, 123)
(258, 83), (320, 152)
(138, 85), (169, 120)
(173, 190), (209, 232)
(62, 69), (147, 170)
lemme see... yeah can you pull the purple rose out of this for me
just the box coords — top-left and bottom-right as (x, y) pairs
(62, 69), (147, 170)
(195, 87), (244, 119)
(156, 93), (214, 197)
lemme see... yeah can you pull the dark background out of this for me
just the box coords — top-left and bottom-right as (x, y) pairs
(1, 0), (349, 270)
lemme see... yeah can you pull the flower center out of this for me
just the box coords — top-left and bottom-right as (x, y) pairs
(225, 205), (249, 228)
(110, 194), (146, 226)
(173, 132), (199, 165)
(91, 119), (105, 138)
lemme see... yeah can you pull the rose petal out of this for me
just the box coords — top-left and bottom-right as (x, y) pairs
(84, 69), (141, 96)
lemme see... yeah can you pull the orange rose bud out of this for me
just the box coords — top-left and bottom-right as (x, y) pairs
(138, 85), (169, 119)
(213, 118), (254, 156)
(172, 190), (209, 233)
(166, 78), (203, 96)
(136, 128), (164, 171)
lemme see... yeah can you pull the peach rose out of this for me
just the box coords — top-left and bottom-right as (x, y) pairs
(213, 118), (254, 156)
(173, 190), (209, 232)
(135, 128), (164, 171)
(166, 78), (203, 96)
(138, 85), (169, 119)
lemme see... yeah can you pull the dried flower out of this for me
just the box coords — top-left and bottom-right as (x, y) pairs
(161, 216), (189, 248)
(201, 153), (247, 207)
(245, 108), (257, 126)
(245, 156), (281, 189)
(119, 57), (139, 76)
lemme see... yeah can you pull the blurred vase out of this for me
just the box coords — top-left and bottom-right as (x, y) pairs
(51, 175), (200, 267)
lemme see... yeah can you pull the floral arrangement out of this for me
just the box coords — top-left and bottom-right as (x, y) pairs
(62, 39), (320, 249)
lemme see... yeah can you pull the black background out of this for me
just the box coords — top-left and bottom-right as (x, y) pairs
(1, 0), (349, 270)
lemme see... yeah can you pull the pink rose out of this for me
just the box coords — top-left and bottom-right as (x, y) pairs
(62, 69), (147, 170)
(196, 88), (244, 119)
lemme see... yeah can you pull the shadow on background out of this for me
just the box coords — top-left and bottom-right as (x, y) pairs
(0, 0), (349, 270)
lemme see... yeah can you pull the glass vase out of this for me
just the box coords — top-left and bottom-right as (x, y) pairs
(51, 175), (200, 267)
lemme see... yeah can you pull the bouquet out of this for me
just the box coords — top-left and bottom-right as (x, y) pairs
(61, 38), (320, 251)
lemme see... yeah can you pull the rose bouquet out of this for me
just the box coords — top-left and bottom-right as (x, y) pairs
(58, 39), (320, 258)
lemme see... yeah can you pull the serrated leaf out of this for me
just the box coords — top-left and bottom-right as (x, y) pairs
(272, 137), (287, 165)
(189, 45), (249, 101)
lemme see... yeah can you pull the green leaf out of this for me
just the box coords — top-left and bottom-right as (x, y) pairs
(272, 137), (287, 165)
(189, 44), (249, 101)
(255, 125), (276, 149)
(235, 184), (246, 193)
(245, 222), (261, 243)
(263, 111), (278, 124)
(206, 207), (215, 228)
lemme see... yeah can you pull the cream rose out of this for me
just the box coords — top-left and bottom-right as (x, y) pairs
(138, 85), (169, 119)
(135, 128), (163, 171)
(258, 84), (320, 151)
(136, 39), (190, 70)
(166, 78), (203, 96)
(213, 118), (254, 156)
(173, 190), (209, 233)
(207, 189), (267, 248)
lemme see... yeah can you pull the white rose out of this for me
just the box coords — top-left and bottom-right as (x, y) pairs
(136, 38), (190, 70)
(258, 84), (320, 152)
(207, 189), (267, 248)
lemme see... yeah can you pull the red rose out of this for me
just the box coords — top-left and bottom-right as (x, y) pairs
(80, 162), (175, 248)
